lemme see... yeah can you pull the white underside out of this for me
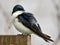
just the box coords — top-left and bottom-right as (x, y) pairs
(13, 18), (33, 34)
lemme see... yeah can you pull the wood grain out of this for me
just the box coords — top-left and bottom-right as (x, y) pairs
(0, 35), (31, 45)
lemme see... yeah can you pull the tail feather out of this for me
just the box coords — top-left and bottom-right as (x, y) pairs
(41, 33), (54, 42)
(43, 35), (54, 42)
(38, 33), (54, 42)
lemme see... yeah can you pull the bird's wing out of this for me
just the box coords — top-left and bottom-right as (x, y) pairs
(17, 12), (42, 34)
(17, 12), (54, 42)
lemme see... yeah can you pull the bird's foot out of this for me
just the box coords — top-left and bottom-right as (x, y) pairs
(17, 33), (30, 36)
(22, 33), (30, 36)
(17, 34), (21, 35)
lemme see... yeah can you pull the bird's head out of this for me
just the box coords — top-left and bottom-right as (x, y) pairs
(12, 5), (25, 14)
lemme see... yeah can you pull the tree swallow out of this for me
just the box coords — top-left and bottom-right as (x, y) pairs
(12, 5), (54, 42)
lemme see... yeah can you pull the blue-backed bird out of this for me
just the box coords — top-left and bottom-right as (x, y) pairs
(12, 4), (54, 42)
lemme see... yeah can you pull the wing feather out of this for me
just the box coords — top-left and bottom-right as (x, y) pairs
(17, 12), (42, 33)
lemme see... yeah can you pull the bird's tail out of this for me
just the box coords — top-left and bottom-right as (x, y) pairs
(42, 33), (54, 42)
(38, 33), (54, 42)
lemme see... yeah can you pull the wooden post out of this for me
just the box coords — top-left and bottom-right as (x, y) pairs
(0, 35), (31, 45)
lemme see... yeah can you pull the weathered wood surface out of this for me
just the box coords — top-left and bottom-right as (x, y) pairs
(0, 35), (31, 45)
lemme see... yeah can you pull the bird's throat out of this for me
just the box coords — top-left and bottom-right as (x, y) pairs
(12, 11), (23, 18)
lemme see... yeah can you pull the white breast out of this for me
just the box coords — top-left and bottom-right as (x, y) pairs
(13, 18), (33, 34)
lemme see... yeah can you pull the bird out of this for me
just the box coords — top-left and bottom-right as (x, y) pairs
(12, 4), (54, 42)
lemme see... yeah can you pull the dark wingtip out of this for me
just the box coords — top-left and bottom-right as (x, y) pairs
(48, 38), (54, 42)
(42, 34), (54, 42)
(44, 38), (54, 42)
